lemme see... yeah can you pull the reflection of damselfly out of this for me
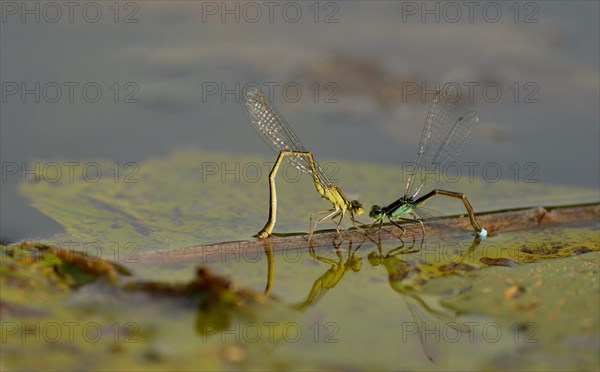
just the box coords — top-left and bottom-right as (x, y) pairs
(293, 238), (363, 312)
(242, 87), (364, 240)
(370, 83), (487, 237)
(368, 237), (478, 364)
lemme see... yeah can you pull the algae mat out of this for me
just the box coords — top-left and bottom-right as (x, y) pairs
(3, 149), (599, 370)
(2, 217), (598, 370)
(18, 149), (598, 251)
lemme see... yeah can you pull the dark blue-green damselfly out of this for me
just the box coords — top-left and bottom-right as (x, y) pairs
(369, 83), (487, 238)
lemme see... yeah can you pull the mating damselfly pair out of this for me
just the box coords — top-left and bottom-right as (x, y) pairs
(240, 83), (488, 240)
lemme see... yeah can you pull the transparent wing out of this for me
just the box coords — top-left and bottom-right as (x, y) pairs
(403, 295), (448, 364)
(241, 87), (333, 187)
(405, 83), (479, 198)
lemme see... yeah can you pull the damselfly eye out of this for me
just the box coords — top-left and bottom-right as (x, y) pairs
(369, 205), (383, 219)
(351, 200), (364, 214)
(349, 256), (362, 272)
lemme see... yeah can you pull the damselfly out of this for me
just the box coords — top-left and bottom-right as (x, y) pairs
(242, 87), (364, 240)
(369, 83), (487, 237)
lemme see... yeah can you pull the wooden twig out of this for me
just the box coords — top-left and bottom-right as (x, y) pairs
(137, 202), (599, 264)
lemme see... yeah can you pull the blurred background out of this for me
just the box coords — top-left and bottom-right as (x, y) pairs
(1, 1), (599, 241)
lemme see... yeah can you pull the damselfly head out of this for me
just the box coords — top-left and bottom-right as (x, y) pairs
(348, 256), (363, 272)
(350, 200), (364, 215)
(367, 251), (382, 267)
(369, 205), (384, 220)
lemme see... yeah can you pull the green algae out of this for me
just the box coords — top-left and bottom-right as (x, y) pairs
(19, 149), (597, 252)
(4, 149), (599, 370)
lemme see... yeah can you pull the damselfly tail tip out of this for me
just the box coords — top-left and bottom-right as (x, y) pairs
(258, 230), (271, 239)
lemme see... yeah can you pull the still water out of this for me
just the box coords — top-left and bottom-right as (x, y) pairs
(1, 3), (599, 370)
